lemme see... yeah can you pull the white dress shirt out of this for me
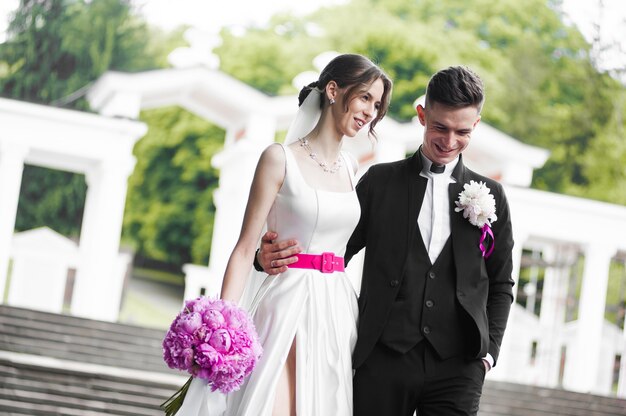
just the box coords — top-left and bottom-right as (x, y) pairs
(417, 152), (458, 264)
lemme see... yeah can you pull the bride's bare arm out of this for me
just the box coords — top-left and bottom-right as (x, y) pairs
(219, 144), (285, 303)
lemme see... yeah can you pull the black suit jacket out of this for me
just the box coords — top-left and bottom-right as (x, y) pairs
(345, 151), (515, 369)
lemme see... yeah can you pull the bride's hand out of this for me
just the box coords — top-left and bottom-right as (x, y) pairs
(258, 231), (301, 274)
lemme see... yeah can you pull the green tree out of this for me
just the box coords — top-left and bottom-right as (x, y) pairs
(217, 17), (330, 96)
(1, 0), (184, 238)
(15, 166), (87, 238)
(0, 0), (166, 108)
(123, 107), (223, 266)
(213, 0), (625, 205)
(377, 0), (624, 200)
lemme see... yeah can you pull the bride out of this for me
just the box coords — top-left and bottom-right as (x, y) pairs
(175, 53), (392, 416)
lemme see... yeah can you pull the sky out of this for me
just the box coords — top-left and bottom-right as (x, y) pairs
(0, 0), (624, 73)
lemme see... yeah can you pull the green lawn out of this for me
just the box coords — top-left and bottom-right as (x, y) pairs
(118, 290), (178, 329)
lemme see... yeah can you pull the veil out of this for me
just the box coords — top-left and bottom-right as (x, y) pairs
(283, 88), (323, 145)
(238, 88), (323, 313)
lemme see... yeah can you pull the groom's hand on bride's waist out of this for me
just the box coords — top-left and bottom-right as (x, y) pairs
(255, 231), (301, 275)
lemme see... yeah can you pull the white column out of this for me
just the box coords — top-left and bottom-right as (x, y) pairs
(501, 161), (534, 188)
(619, 302), (626, 398)
(510, 228), (528, 297)
(71, 158), (135, 321)
(95, 91), (142, 120)
(198, 116), (275, 300)
(0, 142), (28, 301)
(563, 243), (616, 393)
(183, 264), (213, 301)
(536, 245), (576, 387)
(375, 139), (406, 163)
(489, 230), (528, 382)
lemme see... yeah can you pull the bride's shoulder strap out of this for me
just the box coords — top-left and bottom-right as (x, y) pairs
(257, 142), (287, 180)
(271, 141), (289, 165)
(263, 142), (292, 189)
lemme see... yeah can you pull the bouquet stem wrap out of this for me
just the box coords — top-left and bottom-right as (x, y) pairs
(161, 376), (193, 416)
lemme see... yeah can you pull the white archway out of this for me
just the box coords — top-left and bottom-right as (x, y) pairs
(0, 97), (146, 321)
(88, 68), (294, 303)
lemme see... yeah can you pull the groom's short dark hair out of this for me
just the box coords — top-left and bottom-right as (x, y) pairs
(425, 66), (484, 113)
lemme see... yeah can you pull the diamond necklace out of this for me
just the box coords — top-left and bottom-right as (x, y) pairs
(298, 137), (342, 174)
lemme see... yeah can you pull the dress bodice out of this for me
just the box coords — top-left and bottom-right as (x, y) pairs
(266, 144), (360, 256)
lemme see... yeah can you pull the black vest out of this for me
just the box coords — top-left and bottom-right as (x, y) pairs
(379, 226), (475, 359)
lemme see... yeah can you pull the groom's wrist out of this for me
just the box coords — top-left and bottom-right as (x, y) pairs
(253, 249), (264, 272)
(482, 353), (494, 371)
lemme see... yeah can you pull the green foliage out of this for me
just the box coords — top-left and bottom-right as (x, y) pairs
(14, 165), (87, 238)
(563, 95), (626, 204)
(218, 31), (291, 95)
(0, 0), (173, 107)
(118, 286), (182, 329)
(132, 267), (184, 286)
(0, 0), (71, 104)
(123, 107), (223, 267)
(313, 3), (437, 120)
(214, 0), (626, 205)
(217, 19), (327, 95)
(1, 0), (184, 240)
(382, 0), (625, 200)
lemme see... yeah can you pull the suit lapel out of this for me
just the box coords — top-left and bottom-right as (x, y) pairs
(449, 155), (478, 274)
(407, 152), (428, 247)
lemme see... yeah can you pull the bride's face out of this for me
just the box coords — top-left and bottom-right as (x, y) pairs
(333, 78), (384, 138)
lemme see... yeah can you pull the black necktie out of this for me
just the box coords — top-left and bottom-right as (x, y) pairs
(430, 163), (445, 174)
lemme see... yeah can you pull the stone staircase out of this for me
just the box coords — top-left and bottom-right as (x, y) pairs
(0, 358), (180, 415)
(0, 304), (171, 374)
(2, 304), (626, 415)
(480, 379), (626, 416)
(0, 304), (184, 415)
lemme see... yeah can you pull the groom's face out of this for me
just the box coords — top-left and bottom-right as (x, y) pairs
(416, 102), (481, 166)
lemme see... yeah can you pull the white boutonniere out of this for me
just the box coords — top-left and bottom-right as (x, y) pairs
(454, 180), (497, 258)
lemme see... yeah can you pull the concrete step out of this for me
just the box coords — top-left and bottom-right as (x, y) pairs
(480, 380), (626, 416)
(0, 305), (172, 374)
(0, 358), (180, 416)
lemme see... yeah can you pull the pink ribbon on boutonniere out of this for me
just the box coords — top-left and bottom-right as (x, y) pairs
(454, 180), (498, 259)
(479, 224), (495, 258)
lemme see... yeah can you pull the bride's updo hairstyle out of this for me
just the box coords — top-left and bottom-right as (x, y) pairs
(298, 53), (393, 138)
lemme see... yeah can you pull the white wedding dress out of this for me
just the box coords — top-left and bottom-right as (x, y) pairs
(176, 144), (360, 416)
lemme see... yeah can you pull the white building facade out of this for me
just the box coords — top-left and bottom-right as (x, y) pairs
(0, 98), (144, 321)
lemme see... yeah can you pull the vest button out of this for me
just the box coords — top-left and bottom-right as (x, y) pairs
(423, 326), (431, 334)
(428, 272), (436, 279)
(425, 300), (434, 308)
(390, 280), (399, 287)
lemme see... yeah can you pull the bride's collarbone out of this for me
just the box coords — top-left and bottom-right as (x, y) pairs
(291, 150), (352, 193)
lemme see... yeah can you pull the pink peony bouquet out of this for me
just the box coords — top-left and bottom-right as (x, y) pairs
(161, 296), (262, 415)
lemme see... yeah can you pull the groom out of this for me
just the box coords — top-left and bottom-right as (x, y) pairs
(256, 66), (514, 416)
